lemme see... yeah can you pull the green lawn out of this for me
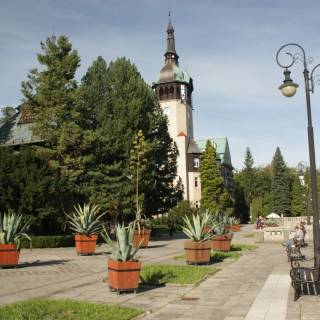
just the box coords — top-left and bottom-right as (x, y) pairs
(230, 244), (257, 251)
(0, 299), (143, 320)
(140, 264), (217, 285)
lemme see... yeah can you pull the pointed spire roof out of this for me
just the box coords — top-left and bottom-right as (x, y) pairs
(165, 12), (178, 61)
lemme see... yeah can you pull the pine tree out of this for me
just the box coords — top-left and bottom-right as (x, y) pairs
(242, 147), (256, 207)
(291, 175), (306, 217)
(21, 35), (83, 209)
(200, 140), (225, 212)
(271, 147), (291, 216)
(79, 57), (182, 219)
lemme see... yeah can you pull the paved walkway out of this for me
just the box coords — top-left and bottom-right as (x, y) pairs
(0, 225), (319, 319)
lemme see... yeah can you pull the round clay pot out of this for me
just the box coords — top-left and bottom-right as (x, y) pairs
(212, 234), (232, 252)
(0, 244), (20, 267)
(108, 259), (141, 292)
(184, 240), (211, 265)
(133, 229), (151, 248)
(75, 234), (98, 255)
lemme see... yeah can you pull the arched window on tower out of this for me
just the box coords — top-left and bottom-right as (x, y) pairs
(164, 87), (169, 100)
(176, 85), (180, 99)
(169, 86), (174, 99)
(159, 87), (164, 100)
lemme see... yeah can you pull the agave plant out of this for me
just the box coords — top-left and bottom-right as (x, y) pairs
(0, 212), (32, 249)
(101, 222), (140, 261)
(227, 216), (240, 225)
(181, 211), (214, 242)
(210, 211), (231, 235)
(65, 203), (105, 235)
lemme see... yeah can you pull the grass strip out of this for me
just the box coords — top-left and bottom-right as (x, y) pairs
(0, 299), (143, 320)
(140, 264), (217, 285)
(173, 243), (257, 263)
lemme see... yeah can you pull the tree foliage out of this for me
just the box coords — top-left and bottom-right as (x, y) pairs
(271, 147), (291, 216)
(200, 140), (230, 212)
(16, 37), (182, 230)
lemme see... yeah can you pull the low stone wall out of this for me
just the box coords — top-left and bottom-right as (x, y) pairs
(279, 216), (312, 228)
(254, 225), (313, 243)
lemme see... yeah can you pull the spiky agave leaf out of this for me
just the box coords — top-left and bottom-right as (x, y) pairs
(102, 223), (141, 262)
(181, 211), (214, 242)
(0, 212), (32, 247)
(66, 203), (105, 235)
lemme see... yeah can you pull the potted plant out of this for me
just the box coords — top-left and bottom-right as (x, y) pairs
(0, 212), (32, 267)
(129, 130), (151, 248)
(102, 222), (141, 293)
(66, 203), (105, 255)
(181, 211), (214, 265)
(211, 212), (233, 252)
(132, 205), (151, 248)
(225, 216), (241, 232)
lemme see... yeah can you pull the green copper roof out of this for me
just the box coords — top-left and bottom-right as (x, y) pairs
(197, 137), (232, 167)
(0, 110), (42, 146)
(156, 64), (190, 84)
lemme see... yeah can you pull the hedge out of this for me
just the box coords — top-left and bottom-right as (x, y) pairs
(20, 235), (74, 248)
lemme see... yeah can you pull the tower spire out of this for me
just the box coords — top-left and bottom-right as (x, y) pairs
(165, 12), (179, 65)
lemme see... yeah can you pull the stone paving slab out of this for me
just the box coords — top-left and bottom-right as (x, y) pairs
(1, 225), (320, 319)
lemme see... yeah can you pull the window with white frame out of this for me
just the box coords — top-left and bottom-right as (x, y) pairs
(193, 157), (200, 168)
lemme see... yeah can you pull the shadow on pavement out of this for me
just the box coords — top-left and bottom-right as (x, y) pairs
(18, 259), (70, 268)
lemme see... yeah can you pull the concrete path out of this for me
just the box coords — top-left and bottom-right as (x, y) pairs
(1, 225), (320, 319)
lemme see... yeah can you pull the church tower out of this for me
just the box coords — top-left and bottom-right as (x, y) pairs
(153, 15), (196, 201)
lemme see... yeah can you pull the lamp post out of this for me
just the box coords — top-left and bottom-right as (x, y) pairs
(276, 43), (320, 267)
(297, 161), (311, 225)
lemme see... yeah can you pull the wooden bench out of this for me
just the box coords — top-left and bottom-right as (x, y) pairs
(290, 260), (320, 301)
(286, 238), (305, 262)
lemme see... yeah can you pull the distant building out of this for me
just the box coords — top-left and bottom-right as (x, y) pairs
(152, 16), (233, 205)
(0, 105), (42, 146)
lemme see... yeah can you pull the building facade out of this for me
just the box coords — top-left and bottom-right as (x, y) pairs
(152, 17), (233, 205)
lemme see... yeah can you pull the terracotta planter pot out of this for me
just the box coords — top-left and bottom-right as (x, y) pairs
(184, 240), (211, 265)
(133, 229), (151, 248)
(212, 234), (232, 252)
(75, 234), (98, 255)
(0, 244), (20, 267)
(108, 259), (141, 292)
(203, 226), (213, 233)
(225, 224), (241, 232)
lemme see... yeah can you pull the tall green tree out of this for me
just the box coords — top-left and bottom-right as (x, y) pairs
(271, 147), (291, 216)
(242, 147), (256, 205)
(200, 140), (226, 212)
(291, 174), (306, 217)
(79, 57), (182, 220)
(21, 35), (83, 209)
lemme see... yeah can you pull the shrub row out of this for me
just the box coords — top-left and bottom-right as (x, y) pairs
(20, 235), (74, 248)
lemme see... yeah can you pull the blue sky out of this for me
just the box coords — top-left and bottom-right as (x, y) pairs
(1, 0), (320, 170)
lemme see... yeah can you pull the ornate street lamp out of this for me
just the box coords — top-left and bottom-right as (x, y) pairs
(276, 43), (320, 267)
(297, 161), (311, 225)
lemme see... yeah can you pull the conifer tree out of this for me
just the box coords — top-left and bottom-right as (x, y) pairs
(79, 57), (182, 219)
(291, 175), (306, 217)
(200, 140), (225, 212)
(21, 35), (83, 213)
(241, 147), (256, 220)
(271, 147), (291, 216)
